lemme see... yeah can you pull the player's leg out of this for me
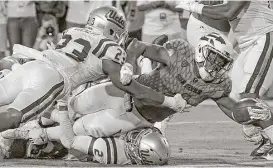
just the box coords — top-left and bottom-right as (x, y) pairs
(73, 106), (153, 138)
(0, 61), (64, 132)
(7, 18), (21, 53)
(70, 82), (125, 115)
(230, 32), (273, 157)
(0, 23), (7, 60)
(22, 17), (38, 48)
(0, 68), (23, 106)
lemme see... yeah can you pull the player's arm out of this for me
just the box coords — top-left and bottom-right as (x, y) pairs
(215, 96), (271, 125)
(214, 96), (237, 122)
(137, 1), (165, 11)
(102, 59), (185, 112)
(201, 1), (248, 20)
(103, 59), (164, 105)
(126, 39), (171, 67)
(176, 1), (248, 20)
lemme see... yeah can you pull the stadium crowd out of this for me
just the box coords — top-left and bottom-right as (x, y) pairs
(1, 0), (273, 166)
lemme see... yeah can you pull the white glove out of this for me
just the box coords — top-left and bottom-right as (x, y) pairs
(175, 0), (204, 14)
(248, 99), (271, 121)
(162, 94), (192, 113)
(120, 63), (133, 85)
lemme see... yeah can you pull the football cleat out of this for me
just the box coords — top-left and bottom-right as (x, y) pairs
(1, 128), (30, 140)
(2, 127), (48, 145)
(251, 137), (273, 160)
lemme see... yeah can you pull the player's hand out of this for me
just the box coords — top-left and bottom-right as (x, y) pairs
(175, 0), (204, 14)
(248, 99), (271, 121)
(151, 1), (165, 8)
(120, 63), (133, 85)
(126, 38), (144, 63)
(172, 94), (192, 113)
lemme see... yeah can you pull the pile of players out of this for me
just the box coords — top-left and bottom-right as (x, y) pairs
(0, 0), (273, 165)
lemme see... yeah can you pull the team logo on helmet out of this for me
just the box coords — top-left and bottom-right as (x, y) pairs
(105, 9), (125, 29)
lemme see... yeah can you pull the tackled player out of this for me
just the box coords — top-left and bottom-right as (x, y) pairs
(176, 0), (273, 159)
(0, 6), (185, 132)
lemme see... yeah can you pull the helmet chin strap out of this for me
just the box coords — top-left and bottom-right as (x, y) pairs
(198, 67), (215, 82)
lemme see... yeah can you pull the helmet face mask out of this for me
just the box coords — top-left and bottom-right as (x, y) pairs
(195, 33), (234, 82)
(86, 6), (128, 47)
(124, 128), (170, 165)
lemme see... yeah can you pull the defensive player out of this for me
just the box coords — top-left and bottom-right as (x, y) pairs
(176, 0), (273, 159)
(5, 32), (273, 161)
(186, 0), (230, 48)
(9, 33), (246, 142)
(2, 104), (170, 165)
(0, 6), (185, 132)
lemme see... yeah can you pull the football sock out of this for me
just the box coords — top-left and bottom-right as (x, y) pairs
(46, 126), (60, 141)
(59, 111), (75, 148)
(264, 125), (273, 143)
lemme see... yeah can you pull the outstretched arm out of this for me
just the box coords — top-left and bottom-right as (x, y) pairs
(176, 1), (248, 20)
(215, 96), (237, 121)
(102, 59), (184, 111)
(126, 39), (171, 67)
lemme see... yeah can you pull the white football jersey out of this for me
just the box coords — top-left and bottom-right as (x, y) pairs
(89, 136), (130, 165)
(230, 0), (273, 50)
(43, 27), (127, 92)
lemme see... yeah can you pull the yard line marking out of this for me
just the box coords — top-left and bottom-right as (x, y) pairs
(169, 121), (234, 125)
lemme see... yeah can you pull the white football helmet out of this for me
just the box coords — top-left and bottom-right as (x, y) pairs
(195, 32), (234, 82)
(124, 127), (170, 165)
(86, 6), (128, 47)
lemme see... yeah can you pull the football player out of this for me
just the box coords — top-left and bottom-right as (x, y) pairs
(186, 0), (230, 48)
(176, 0), (273, 159)
(10, 33), (236, 144)
(2, 105), (170, 165)
(0, 6), (186, 133)
(5, 32), (272, 160)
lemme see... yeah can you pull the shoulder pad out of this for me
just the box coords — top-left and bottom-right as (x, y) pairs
(101, 46), (127, 65)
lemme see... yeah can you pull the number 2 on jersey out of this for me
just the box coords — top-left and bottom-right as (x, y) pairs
(94, 149), (103, 157)
(56, 34), (91, 62)
(114, 48), (125, 64)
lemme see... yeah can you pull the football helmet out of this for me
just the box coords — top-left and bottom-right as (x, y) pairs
(86, 6), (128, 47)
(124, 127), (170, 165)
(195, 32), (234, 82)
